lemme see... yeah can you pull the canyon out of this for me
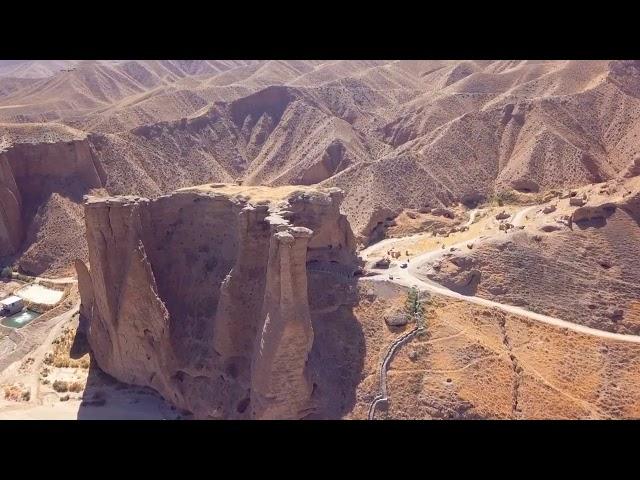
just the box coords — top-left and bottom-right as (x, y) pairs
(1, 60), (640, 420)
(0, 125), (105, 274)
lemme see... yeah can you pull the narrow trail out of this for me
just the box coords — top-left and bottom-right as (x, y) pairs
(464, 208), (480, 228)
(360, 208), (480, 263)
(368, 325), (423, 420)
(29, 305), (79, 401)
(362, 204), (640, 345)
(0, 303), (79, 405)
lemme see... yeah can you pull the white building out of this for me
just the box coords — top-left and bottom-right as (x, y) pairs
(1, 295), (24, 315)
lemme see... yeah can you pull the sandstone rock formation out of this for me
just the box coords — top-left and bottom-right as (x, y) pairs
(569, 196), (587, 207)
(623, 156), (640, 178)
(384, 311), (408, 327)
(0, 128), (104, 273)
(542, 204), (557, 214)
(571, 201), (617, 223)
(0, 153), (22, 256)
(76, 184), (360, 419)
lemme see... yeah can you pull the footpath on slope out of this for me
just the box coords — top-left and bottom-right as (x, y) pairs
(368, 325), (423, 420)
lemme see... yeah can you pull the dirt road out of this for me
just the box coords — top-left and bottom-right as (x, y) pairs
(363, 205), (640, 344)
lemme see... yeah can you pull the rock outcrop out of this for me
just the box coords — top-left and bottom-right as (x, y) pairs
(0, 136), (104, 258)
(623, 156), (640, 178)
(572, 201), (617, 223)
(0, 153), (22, 256)
(76, 184), (359, 419)
(569, 196), (587, 207)
(542, 204), (557, 214)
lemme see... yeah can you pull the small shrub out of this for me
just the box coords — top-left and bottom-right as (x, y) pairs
(0, 266), (12, 278)
(52, 380), (69, 393)
(59, 394), (70, 402)
(490, 190), (518, 207)
(52, 358), (71, 368)
(68, 381), (84, 393)
(3, 384), (29, 402)
(4, 385), (19, 401)
(404, 287), (426, 328)
(47, 327), (91, 369)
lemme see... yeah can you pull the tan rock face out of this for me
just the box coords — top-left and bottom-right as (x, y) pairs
(77, 184), (359, 419)
(0, 137), (104, 258)
(74, 259), (93, 331)
(622, 156), (640, 178)
(0, 153), (22, 256)
(572, 202), (617, 223)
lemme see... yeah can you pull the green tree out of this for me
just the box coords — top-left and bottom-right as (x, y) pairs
(490, 190), (518, 207)
(404, 287), (426, 329)
(0, 266), (12, 279)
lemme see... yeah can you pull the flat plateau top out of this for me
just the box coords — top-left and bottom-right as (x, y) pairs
(0, 122), (86, 149)
(177, 183), (330, 203)
(84, 183), (343, 207)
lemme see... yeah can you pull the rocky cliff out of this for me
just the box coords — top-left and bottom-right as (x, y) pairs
(0, 151), (22, 256)
(76, 184), (360, 419)
(0, 134), (105, 261)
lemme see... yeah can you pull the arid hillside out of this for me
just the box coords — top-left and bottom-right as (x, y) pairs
(419, 176), (640, 335)
(2, 60), (640, 276)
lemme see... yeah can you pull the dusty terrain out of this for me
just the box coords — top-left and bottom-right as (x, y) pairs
(0, 301), (184, 420)
(350, 286), (640, 419)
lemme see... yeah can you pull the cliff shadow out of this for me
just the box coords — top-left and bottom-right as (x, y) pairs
(71, 327), (188, 420)
(306, 273), (365, 419)
(20, 176), (93, 230)
(15, 180), (95, 276)
(574, 217), (608, 230)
